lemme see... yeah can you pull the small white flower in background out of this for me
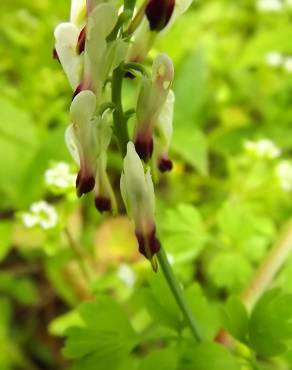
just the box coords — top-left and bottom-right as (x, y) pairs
(276, 161), (292, 191)
(117, 263), (137, 288)
(45, 162), (75, 190)
(22, 201), (58, 230)
(244, 139), (281, 159)
(283, 57), (292, 72)
(256, 0), (283, 12)
(265, 52), (284, 67)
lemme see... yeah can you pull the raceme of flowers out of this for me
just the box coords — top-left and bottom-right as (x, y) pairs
(53, 0), (192, 269)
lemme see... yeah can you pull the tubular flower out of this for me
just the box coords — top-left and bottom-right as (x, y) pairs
(66, 90), (98, 197)
(120, 142), (160, 271)
(154, 89), (175, 172)
(128, 0), (193, 62)
(54, 1), (126, 97)
(80, 2), (119, 97)
(94, 115), (117, 213)
(134, 53), (174, 162)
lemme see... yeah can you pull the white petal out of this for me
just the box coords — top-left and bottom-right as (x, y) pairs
(70, 90), (97, 127)
(157, 89), (175, 146)
(65, 124), (80, 165)
(54, 22), (82, 89)
(70, 0), (86, 25)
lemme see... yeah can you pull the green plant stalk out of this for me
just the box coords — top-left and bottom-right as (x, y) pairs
(64, 227), (93, 284)
(157, 247), (203, 342)
(241, 220), (292, 311)
(112, 65), (129, 156)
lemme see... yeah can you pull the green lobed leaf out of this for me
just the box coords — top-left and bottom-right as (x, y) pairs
(221, 296), (249, 342)
(179, 342), (240, 370)
(249, 289), (292, 357)
(63, 296), (139, 370)
(158, 204), (207, 263)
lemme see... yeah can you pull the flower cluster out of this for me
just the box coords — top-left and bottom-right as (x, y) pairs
(54, 0), (192, 269)
(22, 201), (58, 230)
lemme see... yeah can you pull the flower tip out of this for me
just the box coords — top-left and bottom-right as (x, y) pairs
(94, 196), (112, 213)
(76, 171), (95, 197)
(158, 157), (173, 172)
(134, 135), (154, 162)
(135, 227), (161, 261)
(145, 0), (175, 32)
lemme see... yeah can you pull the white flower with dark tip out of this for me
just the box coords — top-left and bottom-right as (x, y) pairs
(54, 1), (126, 96)
(154, 89), (175, 172)
(66, 90), (98, 197)
(134, 53), (174, 162)
(22, 201), (58, 230)
(44, 162), (75, 190)
(120, 142), (160, 270)
(244, 139), (281, 159)
(128, 0), (192, 62)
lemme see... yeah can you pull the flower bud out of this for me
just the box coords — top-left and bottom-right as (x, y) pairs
(145, 0), (175, 31)
(154, 90), (175, 172)
(120, 142), (160, 270)
(66, 90), (98, 197)
(134, 54), (174, 162)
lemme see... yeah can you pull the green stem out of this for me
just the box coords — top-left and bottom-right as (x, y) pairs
(157, 247), (203, 342)
(112, 65), (129, 156)
(64, 227), (93, 284)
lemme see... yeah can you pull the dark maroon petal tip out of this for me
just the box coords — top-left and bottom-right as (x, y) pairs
(158, 157), (173, 172)
(76, 171), (95, 197)
(135, 136), (153, 162)
(135, 227), (161, 260)
(52, 48), (60, 62)
(77, 26), (86, 55)
(94, 196), (111, 213)
(145, 0), (175, 32)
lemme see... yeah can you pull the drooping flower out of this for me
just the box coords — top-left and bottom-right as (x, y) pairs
(134, 53), (174, 162)
(154, 89), (175, 172)
(120, 142), (160, 270)
(22, 201), (58, 230)
(128, 0), (192, 62)
(66, 90), (98, 197)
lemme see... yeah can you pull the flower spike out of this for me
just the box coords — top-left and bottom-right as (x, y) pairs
(134, 53), (174, 162)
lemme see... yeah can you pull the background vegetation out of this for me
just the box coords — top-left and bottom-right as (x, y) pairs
(1, 0), (292, 369)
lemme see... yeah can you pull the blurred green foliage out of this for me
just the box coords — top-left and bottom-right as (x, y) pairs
(2, 0), (292, 369)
